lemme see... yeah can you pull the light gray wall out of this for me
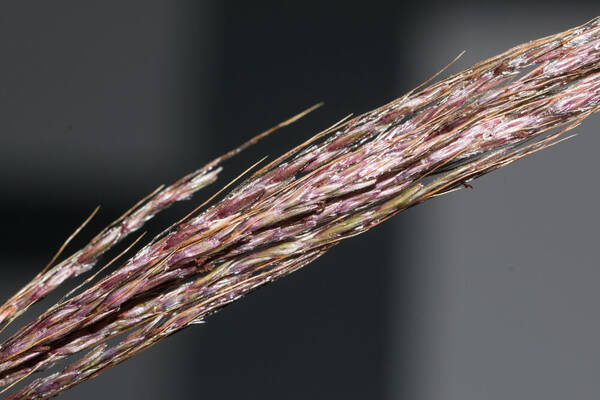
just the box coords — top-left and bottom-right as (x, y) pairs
(388, 6), (600, 400)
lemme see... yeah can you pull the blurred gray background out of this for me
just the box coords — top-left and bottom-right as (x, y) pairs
(0, 1), (598, 399)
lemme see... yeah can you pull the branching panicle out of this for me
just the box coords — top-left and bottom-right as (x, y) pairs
(1, 17), (600, 399)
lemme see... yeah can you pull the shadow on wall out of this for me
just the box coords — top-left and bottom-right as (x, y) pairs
(0, 1), (405, 399)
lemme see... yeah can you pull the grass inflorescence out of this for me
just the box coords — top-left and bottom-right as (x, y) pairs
(1, 17), (600, 399)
